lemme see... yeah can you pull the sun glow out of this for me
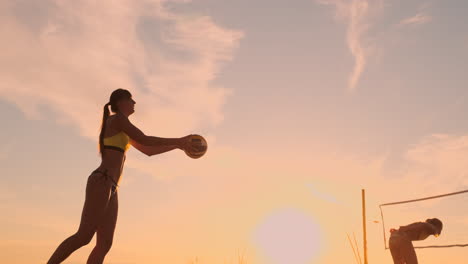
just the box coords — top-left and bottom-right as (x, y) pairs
(252, 208), (322, 264)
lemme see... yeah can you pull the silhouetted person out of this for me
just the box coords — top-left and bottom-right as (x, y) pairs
(47, 89), (196, 264)
(389, 218), (443, 264)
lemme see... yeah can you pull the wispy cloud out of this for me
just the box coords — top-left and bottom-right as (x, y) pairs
(317, 0), (383, 91)
(403, 133), (468, 190)
(306, 183), (341, 205)
(0, 0), (243, 135)
(373, 133), (468, 202)
(0, 0), (243, 178)
(399, 13), (432, 26)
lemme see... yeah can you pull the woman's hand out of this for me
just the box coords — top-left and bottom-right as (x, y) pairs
(178, 135), (193, 151)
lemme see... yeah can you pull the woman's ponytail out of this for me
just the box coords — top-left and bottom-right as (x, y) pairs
(99, 103), (111, 157)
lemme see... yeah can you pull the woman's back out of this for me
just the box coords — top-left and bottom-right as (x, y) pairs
(398, 222), (431, 241)
(99, 115), (128, 182)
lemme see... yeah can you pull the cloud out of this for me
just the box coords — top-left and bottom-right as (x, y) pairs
(403, 134), (468, 191)
(0, 0), (243, 135)
(370, 133), (468, 206)
(306, 183), (341, 205)
(317, 0), (383, 91)
(399, 13), (432, 26)
(0, 0), (243, 179)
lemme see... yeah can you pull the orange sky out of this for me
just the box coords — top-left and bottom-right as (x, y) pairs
(1, 0), (468, 263)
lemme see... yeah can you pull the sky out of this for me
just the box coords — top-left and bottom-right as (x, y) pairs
(1, 0), (468, 263)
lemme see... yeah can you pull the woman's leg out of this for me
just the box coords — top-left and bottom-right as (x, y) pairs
(87, 189), (119, 264)
(389, 236), (404, 264)
(47, 172), (112, 264)
(401, 241), (418, 264)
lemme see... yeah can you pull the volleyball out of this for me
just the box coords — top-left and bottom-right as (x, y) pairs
(184, 134), (208, 159)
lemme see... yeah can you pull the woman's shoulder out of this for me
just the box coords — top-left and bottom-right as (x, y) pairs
(106, 114), (132, 134)
(398, 222), (422, 231)
(106, 115), (122, 134)
(110, 113), (130, 125)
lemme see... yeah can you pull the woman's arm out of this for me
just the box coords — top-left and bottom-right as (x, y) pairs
(115, 113), (187, 147)
(130, 138), (180, 156)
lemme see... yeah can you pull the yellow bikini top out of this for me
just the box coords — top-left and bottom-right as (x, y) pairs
(103, 131), (130, 153)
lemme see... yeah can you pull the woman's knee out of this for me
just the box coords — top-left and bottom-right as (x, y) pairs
(98, 237), (113, 252)
(74, 231), (95, 246)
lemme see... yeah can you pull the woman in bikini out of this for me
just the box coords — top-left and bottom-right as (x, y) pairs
(47, 88), (195, 264)
(389, 218), (443, 264)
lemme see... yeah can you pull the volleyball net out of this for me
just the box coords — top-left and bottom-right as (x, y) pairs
(379, 189), (468, 249)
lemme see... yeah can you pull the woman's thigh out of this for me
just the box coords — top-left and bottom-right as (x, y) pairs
(389, 236), (404, 264)
(76, 172), (113, 237)
(96, 191), (118, 246)
(401, 241), (418, 264)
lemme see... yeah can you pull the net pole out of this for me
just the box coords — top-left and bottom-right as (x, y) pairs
(362, 189), (368, 264)
(379, 205), (388, 250)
